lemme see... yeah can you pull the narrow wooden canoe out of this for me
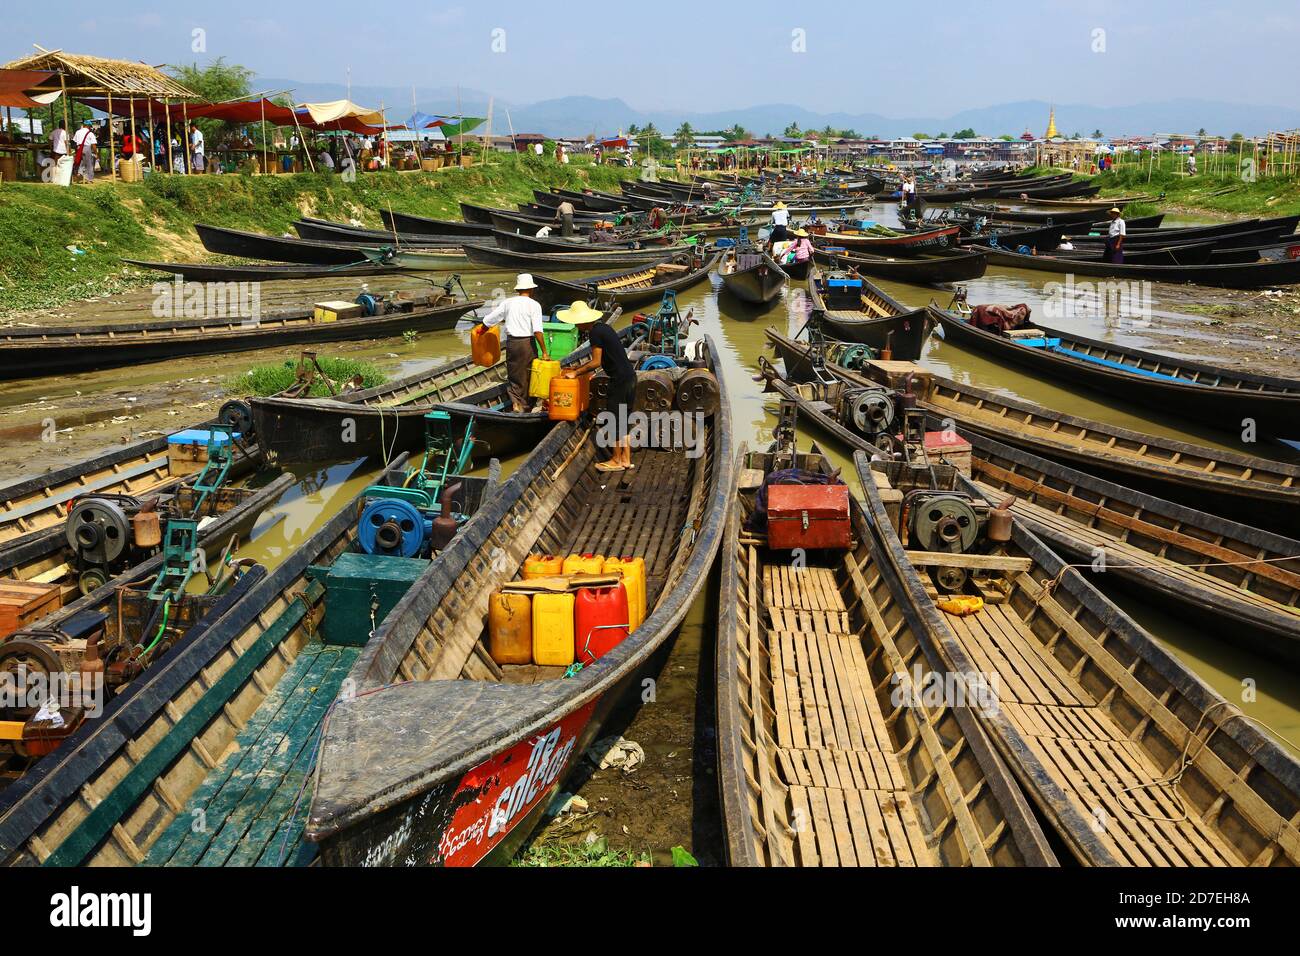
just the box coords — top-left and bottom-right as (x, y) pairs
(718, 249), (788, 305)
(0, 460), (492, 866)
(250, 322), (633, 465)
(933, 308), (1300, 436)
(975, 244), (1300, 289)
(960, 429), (1300, 667)
(292, 219), (463, 248)
(491, 229), (690, 256)
(815, 226), (961, 253)
(0, 297), (479, 381)
(0, 410), (261, 551)
(805, 264), (936, 361)
(533, 251), (723, 312)
(123, 259), (410, 283)
(813, 247), (988, 285)
(378, 209), (496, 239)
(764, 329), (1300, 529)
(462, 242), (683, 271)
(302, 338), (734, 866)
(195, 223), (370, 265)
(716, 444), (1058, 866)
(859, 451), (1300, 866)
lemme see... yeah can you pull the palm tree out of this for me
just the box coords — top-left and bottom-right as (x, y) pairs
(674, 121), (695, 148)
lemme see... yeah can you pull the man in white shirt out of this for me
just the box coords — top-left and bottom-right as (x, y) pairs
(1104, 207), (1126, 263)
(480, 274), (550, 411)
(533, 142), (543, 156)
(189, 122), (205, 172)
(50, 120), (68, 159)
(72, 121), (97, 183)
(769, 201), (790, 243)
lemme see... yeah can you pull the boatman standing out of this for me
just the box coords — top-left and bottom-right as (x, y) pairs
(555, 199), (577, 238)
(563, 313), (635, 473)
(479, 274), (550, 413)
(769, 201), (790, 243)
(1104, 206), (1126, 263)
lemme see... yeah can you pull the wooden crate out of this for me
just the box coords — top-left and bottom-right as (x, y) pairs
(0, 581), (62, 639)
(313, 300), (365, 323)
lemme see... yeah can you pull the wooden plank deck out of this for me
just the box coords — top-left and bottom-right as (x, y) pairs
(759, 561), (935, 866)
(935, 591), (1241, 865)
(144, 642), (361, 867)
(971, 477), (1300, 621)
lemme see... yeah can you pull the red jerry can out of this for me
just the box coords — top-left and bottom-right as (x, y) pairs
(766, 483), (851, 550)
(574, 583), (630, 665)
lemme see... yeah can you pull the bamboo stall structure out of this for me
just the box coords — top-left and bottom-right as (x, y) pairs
(2, 47), (198, 179)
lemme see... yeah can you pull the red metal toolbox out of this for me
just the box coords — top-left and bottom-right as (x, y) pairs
(766, 484), (852, 550)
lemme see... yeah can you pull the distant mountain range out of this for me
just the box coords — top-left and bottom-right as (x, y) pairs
(256, 79), (1300, 139)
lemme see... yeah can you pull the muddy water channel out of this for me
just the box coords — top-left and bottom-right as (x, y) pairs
(3, 202), (1298, 864)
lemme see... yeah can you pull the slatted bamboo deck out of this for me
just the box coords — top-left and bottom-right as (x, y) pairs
(145, 642), (360, 867)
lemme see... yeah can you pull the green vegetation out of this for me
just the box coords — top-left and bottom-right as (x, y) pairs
(1027, 154), (1300, 218)
(512, 836), (651, 867)
(233, 356), (386, 398)
(0, 153), (637, 314)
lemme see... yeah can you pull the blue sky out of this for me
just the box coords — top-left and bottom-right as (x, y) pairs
(3, 1), (1297, 115)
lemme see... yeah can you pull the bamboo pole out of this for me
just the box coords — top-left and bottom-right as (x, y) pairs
(289, 103), (315, 173)
(146, 97), (154, 172)
(260, 98), (267, 175)
(106, 91), (115, 180)
(128, 95), (138, 180)
(165, 98), (174, 175)
(182, 101), (190, 174)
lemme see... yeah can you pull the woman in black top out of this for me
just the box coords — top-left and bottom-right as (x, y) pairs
(565, 318), (636, 472)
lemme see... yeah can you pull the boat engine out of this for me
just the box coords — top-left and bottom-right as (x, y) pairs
(65, 495), (168, 595)
(358, 498), (432, 559)
(841, 386), (896, 439)
(903, 490), (989, 593)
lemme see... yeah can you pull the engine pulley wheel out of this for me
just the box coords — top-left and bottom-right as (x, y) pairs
(66, 498), (131, 565)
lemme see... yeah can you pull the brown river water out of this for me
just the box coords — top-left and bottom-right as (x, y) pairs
(2, 200), (1297, 863)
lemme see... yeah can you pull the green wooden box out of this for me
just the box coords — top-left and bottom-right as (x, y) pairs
(309, 551), (427, 647)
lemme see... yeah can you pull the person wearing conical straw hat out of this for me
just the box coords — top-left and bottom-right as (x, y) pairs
(1103, 207), (1126, 264)
(563, 308), (635, 472)
(479, 274), (548, 412)
(769, 200), (790, 243)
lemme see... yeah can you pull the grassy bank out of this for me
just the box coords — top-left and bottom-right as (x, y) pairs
(1025, 162), (1300, 219)
(0, 154), (637, 314)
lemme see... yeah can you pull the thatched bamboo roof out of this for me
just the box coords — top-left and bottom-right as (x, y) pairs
(1, 47), (197, 98)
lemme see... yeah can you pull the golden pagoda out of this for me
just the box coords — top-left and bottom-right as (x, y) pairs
(1045, 106), (1058, 140)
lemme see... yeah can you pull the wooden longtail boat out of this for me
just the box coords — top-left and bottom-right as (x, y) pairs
(462, 242), (682, 271)
(195, 223), (371, 265)
(805, 264), (936, 361)
(718, 249), (788, 305)
(0, 297), (478, 381)
(815, 225), (961, 253)
(813, 247), (988, 285)
(0, 409), (261, 551)
(933, 309), (1300, 436)
(716, 444), (1058, 866)
(122, 259), (409, 283)
(763, 330), (1300, 528)
(0, 461), (491, 866)
(975, 244), (1300, 288)
(532, 251), (723, 312)
(0, 441), (265, 593)
(491, 229), (688, 256)
(858, 451), (1300, 866)
(301, 337), (733, 866)
(378, 209), (496, 239)
(960, 429), (1300, 667)
(753, 365), (1300, 668)
(292, 219), (462, 247)
(250, 321), (632, 465)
